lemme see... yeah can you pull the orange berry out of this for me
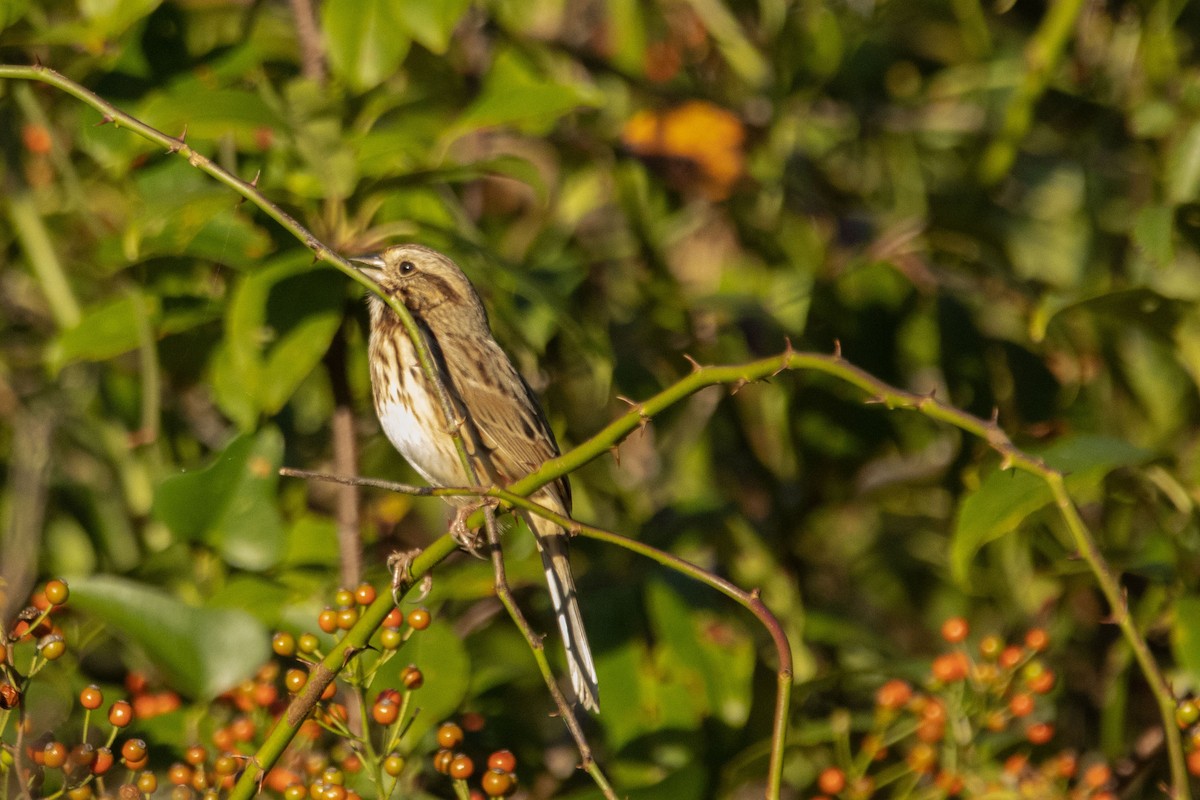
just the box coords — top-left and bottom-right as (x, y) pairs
(185, 745), (207, 766)
(1003, 753), (1027, 776)
(108, 700), (133, 727)
(433, 749), (454, 775)
(999, 646), (1023, 669)
(1027, 668), (1055, 695)
(1187, 749), (1200, 777)
(1026, 721), (1053, 744)
(482, 768), (515, 797)
(91, 746), (114, 775)
(354, 584), (377, 605)
(401, 665), (424, 689)
(817, 767), (845, 794)
(372, 698), (399, 726)
(875, 679), (912, 710)
(437, 722), (464, 749)
(44, 579), (69, 605)
(43, 741), (67, 769)
(317, 608), (338, 634)
(940, 617), (969, 644)
(448, 754), (474, 780)
(383, 608), (404, 629)
(1024, 628), (1049, 652)
(407, 608), (431, 630)
(1054, 752), (1077, 779)
(1009, 693), (1035, 718)
(931, 652), (969, 683)
(121, 738), (147, 763)
(487, 750), (516, 773)
(1082, 763), (1111, 789)
(169, 763), (194, 785)
(137, 771), (158, 794)
(80, 685), (103, 710)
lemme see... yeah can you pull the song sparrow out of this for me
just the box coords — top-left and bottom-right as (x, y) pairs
(353, 244), (599, 712)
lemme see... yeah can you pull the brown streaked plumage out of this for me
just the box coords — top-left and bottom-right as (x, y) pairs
(354, 244), (599, 712)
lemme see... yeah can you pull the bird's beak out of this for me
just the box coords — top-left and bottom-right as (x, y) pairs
(350, 254), (387, 283)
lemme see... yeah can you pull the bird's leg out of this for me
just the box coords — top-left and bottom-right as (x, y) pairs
(449, 498), (499, 559)
(387, 548), (425, 602)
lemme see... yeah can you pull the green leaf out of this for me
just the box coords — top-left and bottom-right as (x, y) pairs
(396, 0), (471, 53)
(950, 435), (1148, 584)
(152, 427), (286, 570)
(68, 575), (269, 699)
(455, 49), (601, 136)
(322, 0), (410, 92)
(48, 292), (158, 373)
(212, 254), (345, 423)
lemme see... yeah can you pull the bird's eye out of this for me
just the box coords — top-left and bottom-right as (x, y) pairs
(399, 260), (416, 274)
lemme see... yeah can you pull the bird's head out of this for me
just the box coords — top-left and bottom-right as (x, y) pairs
(352, 244), (488, 325)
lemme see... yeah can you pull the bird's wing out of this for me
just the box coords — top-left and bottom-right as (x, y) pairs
(444, 335), (571, 508)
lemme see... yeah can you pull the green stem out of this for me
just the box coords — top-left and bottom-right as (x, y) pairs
(4, 186), (80, 329)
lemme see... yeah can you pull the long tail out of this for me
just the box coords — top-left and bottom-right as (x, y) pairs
(524, 499), (599, 713)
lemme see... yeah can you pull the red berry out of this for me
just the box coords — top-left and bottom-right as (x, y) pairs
(92, 747), (114, 775)
(383, 608), (404, 629)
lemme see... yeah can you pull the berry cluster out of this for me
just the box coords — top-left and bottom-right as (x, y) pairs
(431, 721), (520, 798)
(1, 580), (521, 799)
(809, 618), (1116, 799)
(1173, 696), (1200, 777)
(1, 579), (164, 800)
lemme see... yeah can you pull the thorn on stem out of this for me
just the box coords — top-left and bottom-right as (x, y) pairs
(772, 337), (794, 376)
(730, 378), (747, 395)
(683, 353), (702, 373)
(609, 444), (621, 467)
(95, 115), (113, 127)
(832, 339), (843, 359)
(990, 406), (1000, 425)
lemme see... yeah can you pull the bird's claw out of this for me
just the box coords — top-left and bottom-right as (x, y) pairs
(387, 549), (423, 602)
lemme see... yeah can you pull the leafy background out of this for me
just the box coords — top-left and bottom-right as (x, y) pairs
(3, 0), (1200, 796)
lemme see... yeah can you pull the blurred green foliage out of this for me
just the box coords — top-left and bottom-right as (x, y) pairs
(3, 0), (1200, 796)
